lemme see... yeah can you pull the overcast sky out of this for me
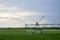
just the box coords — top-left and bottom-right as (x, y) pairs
(0, 0), (60, 28)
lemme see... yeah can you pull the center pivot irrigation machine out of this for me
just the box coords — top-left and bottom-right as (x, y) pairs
(25, 16), (60, 28)
(0, 16), (60, 34)
(24, 16), (60, 34)
(0, 16), (60, 28)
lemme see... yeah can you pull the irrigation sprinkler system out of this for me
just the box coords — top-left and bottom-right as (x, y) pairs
(0, 16), (60, 28)
(25, 16), (60, 27)
(24, 16), (60, 34)
(0, 16), (60, 34)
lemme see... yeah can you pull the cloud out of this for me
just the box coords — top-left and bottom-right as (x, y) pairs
(0, 0), (52, 27)
(0, 0), (59, 28)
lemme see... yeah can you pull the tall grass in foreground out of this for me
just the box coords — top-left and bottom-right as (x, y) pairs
(0, 33), (60, 40)
(0, 28), (60, 40)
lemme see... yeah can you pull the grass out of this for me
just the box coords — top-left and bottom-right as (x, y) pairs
(0, 28), (60, 40)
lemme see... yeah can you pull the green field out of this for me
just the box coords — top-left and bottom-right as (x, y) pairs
(0, 28), (60, 40)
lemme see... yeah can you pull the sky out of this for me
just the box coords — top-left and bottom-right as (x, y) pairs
(0, 0), (60, 28)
